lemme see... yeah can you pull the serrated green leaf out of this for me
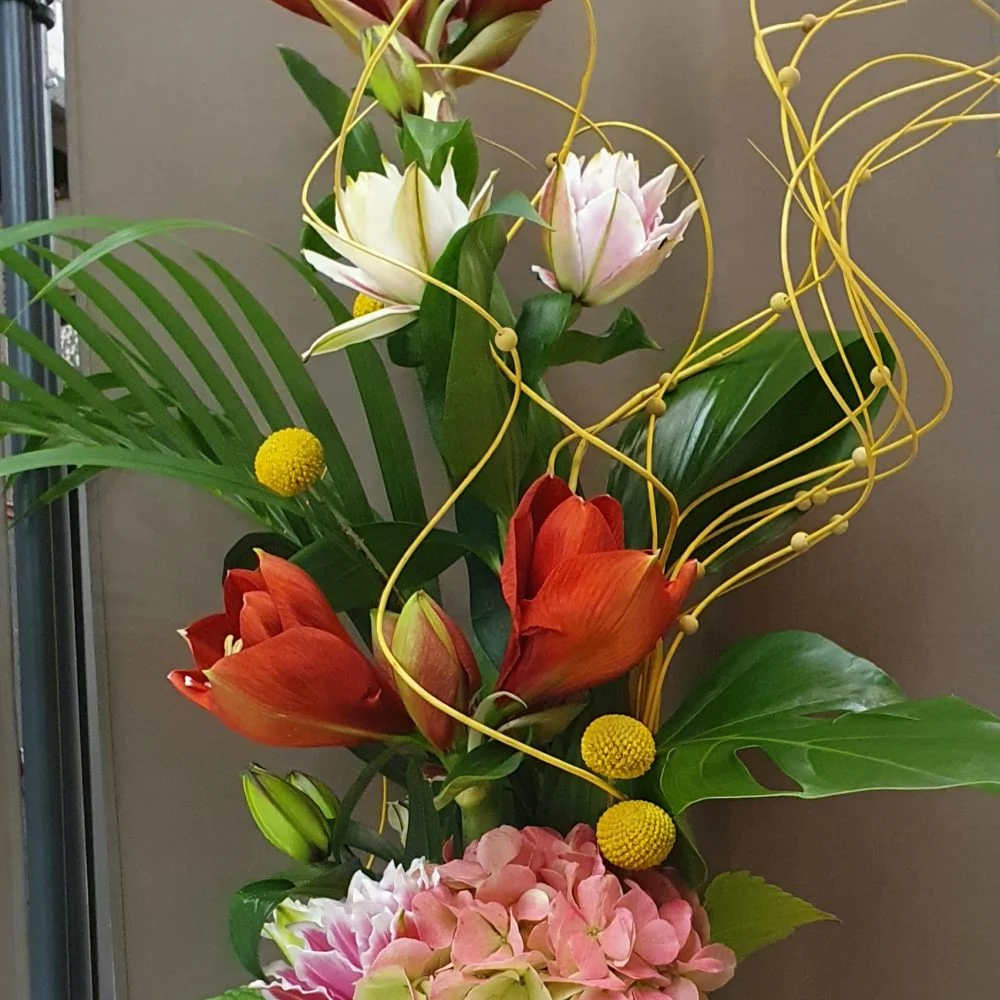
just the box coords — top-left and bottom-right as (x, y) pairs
(656, 631), (1000, 813)
(704, 871), (836, 960)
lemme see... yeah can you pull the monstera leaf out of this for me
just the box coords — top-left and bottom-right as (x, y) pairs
(656, 631), (1000, 814)
(609, 328), (895, 564)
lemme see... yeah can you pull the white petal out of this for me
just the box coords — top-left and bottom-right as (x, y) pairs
(639, 164), (678, 230)
(302, 249), (408, 305)
(575, 187), (647, 298)
(531, 265), (562, 293)
(543, 162), (586, 296)
(416, 165), (466, 265)
(650, 199), (700, 244)
(468, 169), (499, 221)
(302, 305), (418, 358)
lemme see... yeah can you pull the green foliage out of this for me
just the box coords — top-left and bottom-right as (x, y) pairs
(403, 758), (444, 863)
(229, 862), (357, 979)
(224, 532), (299, 574)
(548, 308), (659, 368)
(278, 47), (383, 177)
(434, 741), (524, 809)
(414, 217), (528, 517)
(520, 679), (630, 834)
(656, 631), (1000, 814)
(399, 114), (479, 202)
(704, 871), (836, 960)
(609, 328), (896, 563)
(204, 989), (264, 1000)
(292, 521), (488, 612)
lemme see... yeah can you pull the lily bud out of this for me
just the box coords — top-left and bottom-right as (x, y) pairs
(361, 27), (424, 120)
(448, 12), (542, 77)
(376, 593), (480, 753)
(242, 764), (331, 863)
(287, 771), (340, 820)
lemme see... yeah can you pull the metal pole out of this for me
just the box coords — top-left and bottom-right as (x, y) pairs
(0, 2), (95, 998)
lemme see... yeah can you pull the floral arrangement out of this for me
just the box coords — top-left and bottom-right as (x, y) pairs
(2, 2), (1000, 999)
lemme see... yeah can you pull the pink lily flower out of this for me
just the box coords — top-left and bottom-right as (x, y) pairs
(532, 150), (700, 308)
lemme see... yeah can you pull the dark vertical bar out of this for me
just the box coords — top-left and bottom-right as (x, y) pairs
(0, 2), (95, 999)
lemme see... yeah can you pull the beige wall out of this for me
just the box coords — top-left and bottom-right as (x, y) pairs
(66, 0), (1000, 997)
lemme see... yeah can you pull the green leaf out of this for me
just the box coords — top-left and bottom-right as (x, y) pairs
(417, 216), (527, 517)
(278, 47), (383, 177)
(514, 292), (575, 386)
(293, 521), (485, 611)
(342, 820), (403, 863)
(403, 758), (444, 863)
(197, 251), (372, 522)
(656, 630), (1000, 813)
(283, 252), (428, 525)
(330, 746), (402, 860)
(228, 861), (358, 979)
(204, 988), (264, 1000)
(485, 192), (548, 227)
(609, 328), (895, 560)
(228, 877), (294, 979)
(399, 114), (479, 202)
(704, 871), (836, 960)
(454, 495), (506, 681)
(434, 742), (524, 809)
(548, 308), (659, 368)
(523, 679), (630, 833)
(0, 445), (302, 510)
(224, 532), (298, 575)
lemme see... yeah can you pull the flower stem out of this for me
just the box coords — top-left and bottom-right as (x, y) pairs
(455, 783), (501, 843)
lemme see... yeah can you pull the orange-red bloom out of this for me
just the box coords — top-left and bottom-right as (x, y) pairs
(497, 475), (697, 704)
(269, 0), (327, 23)
(376, 591), (480, 752)
(169, 552), (411, 747)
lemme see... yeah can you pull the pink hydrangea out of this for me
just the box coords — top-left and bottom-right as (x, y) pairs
(251, 826), (735, 1000)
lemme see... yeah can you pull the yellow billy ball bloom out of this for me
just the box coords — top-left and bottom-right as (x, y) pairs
(597, 800), (676, 870)
(254, 428), (325, 498)
(581, 714), (656, 780)
(353, 293), (385, 319)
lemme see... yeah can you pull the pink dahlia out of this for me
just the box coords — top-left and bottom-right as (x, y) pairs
(255, 859), (435, 1000)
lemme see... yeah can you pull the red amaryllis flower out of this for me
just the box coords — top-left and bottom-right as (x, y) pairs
(168, 552), (411, 747)
(268, 0), (327, 23)
(496, 475), (698, 704)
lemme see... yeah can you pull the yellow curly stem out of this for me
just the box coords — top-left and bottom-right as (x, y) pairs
(297, 0), (999, 807)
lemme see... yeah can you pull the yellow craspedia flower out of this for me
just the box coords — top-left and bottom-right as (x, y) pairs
(581, 714), (656, 780)
(596, 800), (676, 871)
(254, 428), (325, 498)
(353, 293), (385, 319)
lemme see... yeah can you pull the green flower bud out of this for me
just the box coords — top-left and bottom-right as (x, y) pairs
(362, 27), (424, 120)
(287, 771), (340, 820)
(242, 764), (330, 863)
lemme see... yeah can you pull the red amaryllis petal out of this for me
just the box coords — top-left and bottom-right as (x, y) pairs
(181, 612), (233, 672)
(168, 668), (214, 711)
(529, 495), (620, 595)
(501, 474), (573, 615)
(256, 550), (354, 645)
(268, 0), (328, 23)
(589, 494), (625, 547)
(499, 552), (695, 703)
(239, 591), (282, 647)
(465, 0), (553, 31)
(223, 568), (264, 621)
(200, 627), (411, 747)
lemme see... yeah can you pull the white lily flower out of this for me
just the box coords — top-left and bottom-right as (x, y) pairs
(303, 158), (497, 357)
